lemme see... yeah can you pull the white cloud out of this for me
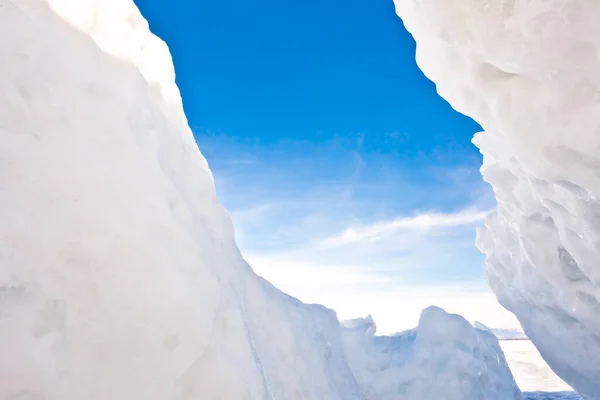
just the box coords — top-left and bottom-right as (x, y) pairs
(319, 208), (490, 248)
(237, 204), (522, 335)
(236, 205), (517, 334)
(246, 253), (519, 334)
(245, 255), (388, 286)
(208, 147), (513, 334)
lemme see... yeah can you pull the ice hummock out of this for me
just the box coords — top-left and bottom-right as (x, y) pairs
(342, 307), (523, 400)
(395, 1), (600, 398)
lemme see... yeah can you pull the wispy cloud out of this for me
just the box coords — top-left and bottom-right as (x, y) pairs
(197, 132), (518, 333)
(247, 251), (518, 334)
(245, 256), (387, 287)
(238, 203), (513, 334)
(341, 151), (365, 200)
(319, 208), (490, 248)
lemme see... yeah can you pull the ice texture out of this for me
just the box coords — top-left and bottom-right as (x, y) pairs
(0, 1), (362, 398)
(394, 1), (600, 399)
(342, 307), (523, 400)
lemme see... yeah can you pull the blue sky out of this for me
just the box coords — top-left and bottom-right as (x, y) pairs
(135, 0), (519, 332)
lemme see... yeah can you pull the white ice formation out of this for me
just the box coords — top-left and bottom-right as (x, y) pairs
(0, 1), (362, 398)
(342, 307), (523, 400)
(395, 1), (600, 399)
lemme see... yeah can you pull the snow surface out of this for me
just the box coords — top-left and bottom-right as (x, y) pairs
(342, 307), (523, 400)
(0, 1), (526, 399)
(501, 340), (572, 393)
(394, 1), (600, 399)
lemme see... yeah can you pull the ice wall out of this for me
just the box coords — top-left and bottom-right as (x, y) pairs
(394, 1), (600, 399)
(0, 1), (362, 398)
(342, 307), (523, 400)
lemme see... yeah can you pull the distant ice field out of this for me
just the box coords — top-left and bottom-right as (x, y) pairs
(501, 340), (580, 399)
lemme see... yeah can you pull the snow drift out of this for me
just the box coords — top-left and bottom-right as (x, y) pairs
(395, 1), (600, 399)
(0, 0), (524, 399)
(342, 307), (522, 400)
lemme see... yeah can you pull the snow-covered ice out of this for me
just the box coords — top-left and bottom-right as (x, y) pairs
(395, 1), (600, 398)
(0, 0), (527, 399)
(501, 340), (574, 393)
(0, 1), (362, 398)
(342, 307), (523, 400)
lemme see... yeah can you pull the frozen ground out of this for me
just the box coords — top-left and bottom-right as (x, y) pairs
(501, 340), (572, 393)
(524, 393), (581, 400)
